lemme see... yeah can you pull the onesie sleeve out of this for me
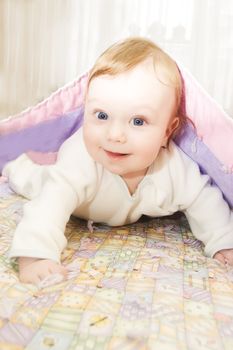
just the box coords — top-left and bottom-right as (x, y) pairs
(9, 129), (99, 262)
(9, 166), (78, 262)
(170, 144), (233, 258)
(184, 182), (233, 258)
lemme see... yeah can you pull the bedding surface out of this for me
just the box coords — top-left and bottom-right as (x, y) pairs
(1, 179), (233, 350)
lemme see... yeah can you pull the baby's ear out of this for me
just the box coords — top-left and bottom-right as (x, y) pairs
(163, 117), (179, 146)
(169, 117), (180, 136)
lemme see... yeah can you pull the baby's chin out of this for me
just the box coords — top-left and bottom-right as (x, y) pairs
(100, 165), (127, 176)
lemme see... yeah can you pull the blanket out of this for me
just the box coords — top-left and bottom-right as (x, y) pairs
(1, 180), (233, 349)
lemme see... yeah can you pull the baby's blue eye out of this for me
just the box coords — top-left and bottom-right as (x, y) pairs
(96, 111), (108, 120)
(133, 118), (144, 126)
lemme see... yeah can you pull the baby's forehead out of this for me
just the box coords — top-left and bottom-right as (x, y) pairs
(89, 58), (176, 89)
(87, 65), (176, 105)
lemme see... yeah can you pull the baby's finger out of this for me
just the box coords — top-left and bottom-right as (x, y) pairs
(37, 269), (53, 281)
(223, 252), (233, 266)
(213, 252), (226, 265)
(21, 273), (42, 284)
(37, 273), (65, 289)
(49, 264), (68, 277)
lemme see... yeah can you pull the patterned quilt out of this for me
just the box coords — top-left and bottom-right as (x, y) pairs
(0, 180), (233, 350)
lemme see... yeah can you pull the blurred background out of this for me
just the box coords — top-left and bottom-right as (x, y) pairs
(0, 0), (233, 120)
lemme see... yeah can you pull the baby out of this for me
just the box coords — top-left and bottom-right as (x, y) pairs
(3, 37), (233, 284)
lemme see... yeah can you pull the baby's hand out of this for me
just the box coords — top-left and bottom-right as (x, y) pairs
(213, 249), (233, 266)
(18, 257), (67, 284)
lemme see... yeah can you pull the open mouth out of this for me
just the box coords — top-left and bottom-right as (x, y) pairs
(105, 150), (129, 159)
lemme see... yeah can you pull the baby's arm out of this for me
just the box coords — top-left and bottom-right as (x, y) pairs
(18, 257), (67, 284)
(6, 160), (79, 284)
(184, 183), (233, 263)
(8, 169), (78, 283)
(173, 146), (233, 263)
(7, 130), (97, 283)
(182, 177), (233, 263)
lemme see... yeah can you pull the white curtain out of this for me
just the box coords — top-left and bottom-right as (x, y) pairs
(0, 0), (233, 119)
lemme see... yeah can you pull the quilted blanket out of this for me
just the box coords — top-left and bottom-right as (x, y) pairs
(1, 180), (233, 350)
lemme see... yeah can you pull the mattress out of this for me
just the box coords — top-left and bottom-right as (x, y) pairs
(1, 179), (233, 350)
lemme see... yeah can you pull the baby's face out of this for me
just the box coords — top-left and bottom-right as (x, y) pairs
(83, 58), (177, 181)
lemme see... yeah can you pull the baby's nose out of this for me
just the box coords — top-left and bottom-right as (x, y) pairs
(107, 123), (126, 143)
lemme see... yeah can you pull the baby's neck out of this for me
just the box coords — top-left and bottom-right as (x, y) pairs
(121, 169), (148, 195)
